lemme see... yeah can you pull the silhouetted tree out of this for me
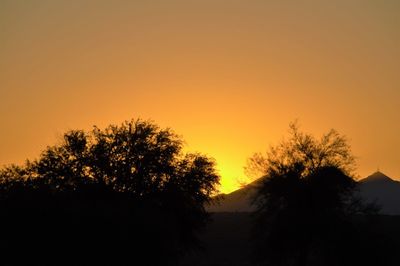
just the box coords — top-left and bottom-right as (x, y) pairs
(249, 123), (391, 266)
(0, 119), (220, 266)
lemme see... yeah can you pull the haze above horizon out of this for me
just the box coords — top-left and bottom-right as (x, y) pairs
(1, 0), (399, 193)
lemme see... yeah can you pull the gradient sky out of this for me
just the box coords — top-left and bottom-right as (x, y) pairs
(1, 0), (399, 193)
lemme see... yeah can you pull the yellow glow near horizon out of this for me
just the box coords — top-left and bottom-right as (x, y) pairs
(1, 1), (400, 194)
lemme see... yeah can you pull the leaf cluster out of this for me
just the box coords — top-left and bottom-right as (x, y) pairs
(0, 119), (220, 266)
(249, 123), (384, 266)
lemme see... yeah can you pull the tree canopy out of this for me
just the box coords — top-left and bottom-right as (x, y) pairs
(245, 122), (356, 181)
(248, 123), (390, 266)
(0, 119), (220, 266)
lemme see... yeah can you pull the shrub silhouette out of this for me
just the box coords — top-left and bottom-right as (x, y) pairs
(249, 123), (392, 266)
(0, 119), (220, 266)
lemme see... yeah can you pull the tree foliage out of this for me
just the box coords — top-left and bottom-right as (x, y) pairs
(245, 122), (356, 181)
(248, 123), (389, 266)
(0, 119), (220, 266)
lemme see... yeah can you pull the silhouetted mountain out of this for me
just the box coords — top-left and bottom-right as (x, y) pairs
(211, 171), (400, 215)
(208, 179), (260, 212)
(358, 171), (400, 215)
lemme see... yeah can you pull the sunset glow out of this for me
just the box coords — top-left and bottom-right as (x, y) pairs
(1, 1), (399, 193)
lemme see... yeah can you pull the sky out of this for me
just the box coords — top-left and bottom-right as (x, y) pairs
(1, 0), (399, 193)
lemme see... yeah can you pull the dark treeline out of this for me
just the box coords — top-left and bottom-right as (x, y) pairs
(248, 123), (396, 266)
(0, 120), (219, 266)
(0, 120), (397, 266)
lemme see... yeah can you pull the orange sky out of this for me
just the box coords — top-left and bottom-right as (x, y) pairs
(1, 0), (399, 193)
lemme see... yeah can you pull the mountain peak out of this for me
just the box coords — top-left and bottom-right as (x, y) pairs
(361, 171), (393, 183)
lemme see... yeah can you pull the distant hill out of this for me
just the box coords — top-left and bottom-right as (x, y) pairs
(209, 171), (400, 215)
(207, 176), (263, 213)
(358, 171), (400, 215)
(207, 179), (259, 212)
